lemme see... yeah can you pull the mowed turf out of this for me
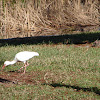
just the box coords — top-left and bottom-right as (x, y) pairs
(0, 44), (100, 99)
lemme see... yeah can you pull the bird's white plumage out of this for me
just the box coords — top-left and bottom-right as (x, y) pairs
(15, 51), (39, 63)
(2, 51), (39, 74)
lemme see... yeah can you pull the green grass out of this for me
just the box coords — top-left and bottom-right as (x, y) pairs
(0, 44), (100, 99)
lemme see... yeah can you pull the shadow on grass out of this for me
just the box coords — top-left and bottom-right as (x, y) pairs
(44, 83), (100, 95)
(0, 78), (11, 83)
(0, 32), (100, 47)
(8, 70), (18, 72)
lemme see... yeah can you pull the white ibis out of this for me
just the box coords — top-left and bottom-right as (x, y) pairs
(2, 51), (39, 74)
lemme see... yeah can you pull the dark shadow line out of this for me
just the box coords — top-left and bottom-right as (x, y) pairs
(43, 83), (100, 95)
(0, 32), (100, 46)
(8, 70), (18, 72)
(0, 78), (11, 83)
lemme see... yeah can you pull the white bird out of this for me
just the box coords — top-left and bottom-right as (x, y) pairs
(2, 51), (39, 74)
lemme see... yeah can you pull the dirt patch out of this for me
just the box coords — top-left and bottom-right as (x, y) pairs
(0, 71), (46, 85)
(67, 42), (100, 48)
(73, 43), (92, 48)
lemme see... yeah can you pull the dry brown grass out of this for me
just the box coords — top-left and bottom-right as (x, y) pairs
(0, 0), (99, 38)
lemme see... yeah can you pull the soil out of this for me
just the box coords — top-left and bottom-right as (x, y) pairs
(0, 71), (46, 86)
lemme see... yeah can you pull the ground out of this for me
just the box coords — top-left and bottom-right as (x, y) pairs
(0, 71), (46, 86)
(0, 43), (97, 86)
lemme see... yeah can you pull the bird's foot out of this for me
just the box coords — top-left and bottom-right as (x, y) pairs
(21, 72), (25, 75)
(18, 69), (23, 73)
(18, 69), (21, 72)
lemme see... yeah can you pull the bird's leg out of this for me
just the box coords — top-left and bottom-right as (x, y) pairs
(18, 66), (24, 72)
(23, 62), (29, 74)
(26, 62), (29, 66)
(18, 62), (29, 73)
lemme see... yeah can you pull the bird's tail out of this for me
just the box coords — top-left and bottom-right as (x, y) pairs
(34, 52), (39, 56)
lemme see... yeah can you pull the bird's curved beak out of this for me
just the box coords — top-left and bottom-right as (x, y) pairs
(2, 64), (6, 71)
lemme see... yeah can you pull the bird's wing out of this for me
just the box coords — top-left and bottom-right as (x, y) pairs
(15, 51), (34, 62)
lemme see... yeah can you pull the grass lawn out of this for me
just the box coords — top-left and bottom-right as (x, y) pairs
(0, 43), (100, 99)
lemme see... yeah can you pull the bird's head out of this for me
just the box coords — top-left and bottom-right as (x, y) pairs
(4, 61), (11, 66)
(2, 61), (10, 70)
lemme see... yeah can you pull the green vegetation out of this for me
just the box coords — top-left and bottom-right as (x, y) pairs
(0, 0), (99, 98)
(0, 44), (100, 99)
